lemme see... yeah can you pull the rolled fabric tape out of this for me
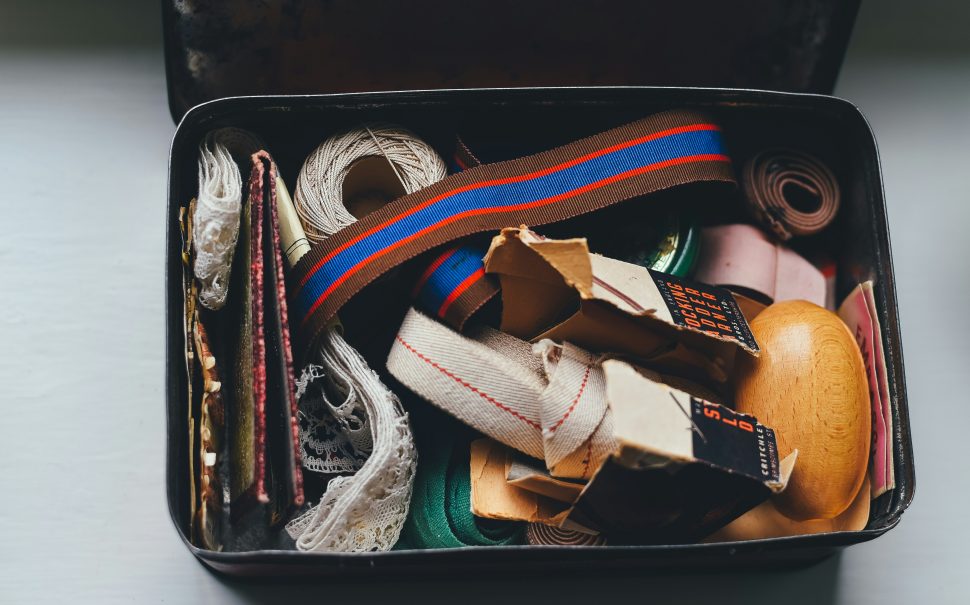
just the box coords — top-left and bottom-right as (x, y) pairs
(742, 149), (840, 240)
(396, 424), (523, 549)
(526, 523), (606, 546)
(693, 224), (826, 307)
(387, 308), (616, 480)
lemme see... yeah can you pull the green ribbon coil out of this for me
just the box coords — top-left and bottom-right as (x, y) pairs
(395, 417), (524, 549)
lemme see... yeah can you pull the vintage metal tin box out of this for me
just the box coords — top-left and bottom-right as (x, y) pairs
(163, 0), (914, 575)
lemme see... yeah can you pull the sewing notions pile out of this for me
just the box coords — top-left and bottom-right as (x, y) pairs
(178, 110), (890, 553)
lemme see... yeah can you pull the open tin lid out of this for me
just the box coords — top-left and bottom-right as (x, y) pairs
(163, 0), (860, 123)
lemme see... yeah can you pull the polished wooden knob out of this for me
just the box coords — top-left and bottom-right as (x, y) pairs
(734, 300), (870, 520)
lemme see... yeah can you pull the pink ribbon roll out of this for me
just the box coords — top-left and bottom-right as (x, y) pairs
(693, 224), (826, 307)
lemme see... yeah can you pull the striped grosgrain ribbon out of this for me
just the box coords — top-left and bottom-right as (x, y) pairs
(411, 243), (497, 330)
(408, 139), (515, 330)
(290, 110), (736, 357)
(414, 135), (703, 328)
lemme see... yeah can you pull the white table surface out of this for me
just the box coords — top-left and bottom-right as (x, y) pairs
(0, 4), (967, 603)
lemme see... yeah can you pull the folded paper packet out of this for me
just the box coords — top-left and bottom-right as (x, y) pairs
(469, 438), (583, 530)
(224, 152), (304, 540)
(839, 281), (895, 498)
(483, 228), (759, 394)
(570, 360), (793, 543)
(180, 200), (225, 551)
(470, 360), (794, 543)
(506, 453), (585, 504)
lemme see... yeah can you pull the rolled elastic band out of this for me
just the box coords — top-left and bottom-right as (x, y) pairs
(693, 224), (827, 307)
(742, 149), (840, 240)
(525, 523), (606, 546)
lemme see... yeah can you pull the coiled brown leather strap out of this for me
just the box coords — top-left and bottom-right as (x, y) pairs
(742, 149), (840, 240)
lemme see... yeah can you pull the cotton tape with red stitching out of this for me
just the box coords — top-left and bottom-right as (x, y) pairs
(386, 308), (615, 479)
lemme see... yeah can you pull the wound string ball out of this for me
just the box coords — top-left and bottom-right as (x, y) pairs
(294, 124), (448, 243)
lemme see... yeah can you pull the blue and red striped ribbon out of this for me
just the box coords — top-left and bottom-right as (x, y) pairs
(410, 139), (495, 328)
(411, 245), (490, 323)
(289, 111), (735, 356)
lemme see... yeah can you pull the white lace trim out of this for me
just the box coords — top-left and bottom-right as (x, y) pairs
(294, 364), (370, 475)
(193, 128), (263, 309)
(285, 329), (416, 552)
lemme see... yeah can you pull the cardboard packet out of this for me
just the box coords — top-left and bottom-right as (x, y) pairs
(506, 453), (585, 504)
(483, 228), (758, 393)
(568, 361), (792, 543)
(469, 438), (576, 528)
(471, 360), (791, 543)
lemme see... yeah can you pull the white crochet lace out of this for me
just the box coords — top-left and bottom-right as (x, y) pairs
(294, 364), (370, 475)
(285, 329), (416, 552)
(193, 128), (263, 309)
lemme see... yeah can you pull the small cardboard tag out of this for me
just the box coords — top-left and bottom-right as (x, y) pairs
(506, 452), (586, 504)
(469, 438), (572, 525)
(647, 269), (758, 352)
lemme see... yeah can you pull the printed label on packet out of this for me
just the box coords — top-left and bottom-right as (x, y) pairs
(648, 269), (759, 353)
(689, 397), (780, 483)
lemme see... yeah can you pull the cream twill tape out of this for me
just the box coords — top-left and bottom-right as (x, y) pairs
(387, 308), (616, 480)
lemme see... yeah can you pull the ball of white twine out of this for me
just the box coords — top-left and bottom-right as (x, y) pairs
(294, 124), (448, 242)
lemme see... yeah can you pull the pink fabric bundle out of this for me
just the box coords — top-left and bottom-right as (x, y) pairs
(693, 224), (826, 307)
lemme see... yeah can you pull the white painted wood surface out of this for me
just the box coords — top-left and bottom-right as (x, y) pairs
(0, 19), (967, 605)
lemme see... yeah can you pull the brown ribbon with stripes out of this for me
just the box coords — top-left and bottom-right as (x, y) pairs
(290, 109), (736, 357)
